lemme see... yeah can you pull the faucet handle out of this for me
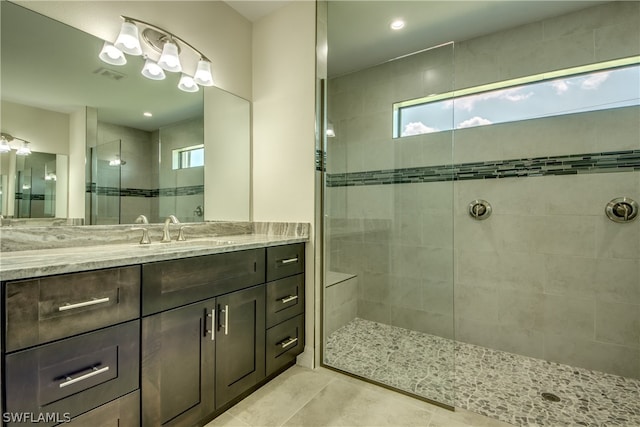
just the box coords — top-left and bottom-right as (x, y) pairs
(131, 227), (151, 244)
(177, 225), (192, 241)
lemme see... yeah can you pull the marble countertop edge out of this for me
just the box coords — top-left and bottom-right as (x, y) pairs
(0, 234), (308, 281)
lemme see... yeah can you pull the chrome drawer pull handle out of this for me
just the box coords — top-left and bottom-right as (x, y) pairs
(59, 366), (109, 388)
(280, 257), (298, 265)
(224, 305), (229, 336)
(280, 337), (298, 349)
(280, 295), (298, 304)
(207, 308), (215, 341)
(58, 297), (110, 312)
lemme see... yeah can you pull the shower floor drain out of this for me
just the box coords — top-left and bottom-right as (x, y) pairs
(541, 392), (561, 402)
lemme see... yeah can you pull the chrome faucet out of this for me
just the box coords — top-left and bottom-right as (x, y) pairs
(135, 214), (149, 224)
(161, 215), (180, 242)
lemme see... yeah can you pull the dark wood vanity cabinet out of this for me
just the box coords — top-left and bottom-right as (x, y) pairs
(265, 244), (305, 377)
(141, 298), (216, 427)
(1, 242), (305, 427)
(215, 285), (265, 409)
(2, 266), (141, 427)
(141, 249), (269, 425)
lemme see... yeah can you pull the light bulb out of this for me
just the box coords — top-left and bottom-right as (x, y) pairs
(178, 74), (199, 93)
(141, 58), (166, 80)
(99, 41), (126, 66)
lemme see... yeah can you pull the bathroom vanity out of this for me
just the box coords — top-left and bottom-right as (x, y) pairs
(0, 225), (307, 427)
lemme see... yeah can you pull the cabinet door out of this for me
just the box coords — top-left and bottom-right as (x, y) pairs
(215, 285), (265, 409)
(142, 299), (216, 427)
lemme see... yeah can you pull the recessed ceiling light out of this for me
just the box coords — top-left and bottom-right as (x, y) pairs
(143, 112), (153, 117)
(390, 19), (405, 30)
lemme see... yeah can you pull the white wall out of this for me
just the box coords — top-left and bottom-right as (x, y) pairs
(1, 101), (69, 154)
(252, 0), (317, 366)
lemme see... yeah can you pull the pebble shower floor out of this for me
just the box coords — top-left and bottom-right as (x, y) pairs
(324, 318), (640, 426)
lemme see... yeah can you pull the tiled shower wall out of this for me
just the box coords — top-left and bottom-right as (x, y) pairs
(325, 1), (639, 378)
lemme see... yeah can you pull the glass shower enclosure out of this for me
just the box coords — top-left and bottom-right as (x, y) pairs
(321, 1), (640, 425)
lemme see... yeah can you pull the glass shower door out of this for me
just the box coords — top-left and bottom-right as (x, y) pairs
(322, 34), (456, 407)
(91, 139), (122, 225)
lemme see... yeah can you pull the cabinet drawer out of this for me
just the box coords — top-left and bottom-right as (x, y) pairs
(266, 243), (304, 282)
(5, 265), (140, 352)
(266, 274), (304, 328)
(5, 320), (139, 426)
(66, 390), (139, 427)
(142, 248), (265, 315)
(266, 314), (304, 376)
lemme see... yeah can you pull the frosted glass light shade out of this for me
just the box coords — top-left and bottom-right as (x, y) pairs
(193, 59), (214, 86)
(114, 21), (142, 56)
(99, 41), (126, 66)
(0, 138), (11, 153)
(157, 41), (182, 72)
(141, 59), (166, 80)
(178, 74), (199, 93)
(16, 142), (31, 156)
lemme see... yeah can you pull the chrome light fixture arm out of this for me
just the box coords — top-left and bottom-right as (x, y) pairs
(120, 15), (209, 62)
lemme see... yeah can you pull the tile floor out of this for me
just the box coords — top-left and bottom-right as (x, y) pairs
(324, 318), (640, 427)
(205, 365), (512, 427)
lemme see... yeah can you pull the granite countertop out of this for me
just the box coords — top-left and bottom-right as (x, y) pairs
(0, 223), (309, 281)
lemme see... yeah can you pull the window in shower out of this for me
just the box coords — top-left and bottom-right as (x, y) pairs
(172, 144), (204, 170)
(393, 56), (640, 138)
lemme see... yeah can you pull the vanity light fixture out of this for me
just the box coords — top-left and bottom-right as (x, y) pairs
(99, 16), (215, 92)
(0, 133), (32, 156)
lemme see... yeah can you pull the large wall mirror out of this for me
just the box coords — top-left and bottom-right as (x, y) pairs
(1, 1), (251, 225)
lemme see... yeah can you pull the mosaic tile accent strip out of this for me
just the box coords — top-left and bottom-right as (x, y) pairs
(85, 184), (204, 197)
(325, 318), (640, 427)
(326, 149), (640, 187)
(13, 193), (46, 201)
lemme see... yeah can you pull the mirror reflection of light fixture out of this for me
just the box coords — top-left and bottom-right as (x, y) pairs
(16, 141), (32, 156)
(0, 135), (11, 153)
(109, 158), (126, 166)
(141, 56), (166, 80)
(99, 16), (214, 92)
(98, 41), (127, 66)
(178, 74), (199, 93)
(326, 121), (336, 138)
(0, 133), (32, 155)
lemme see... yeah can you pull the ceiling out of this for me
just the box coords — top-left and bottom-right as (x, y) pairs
(326, 1), (612, 77)
(1, 1), (612, 132)
(224, 0), (611, 77)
